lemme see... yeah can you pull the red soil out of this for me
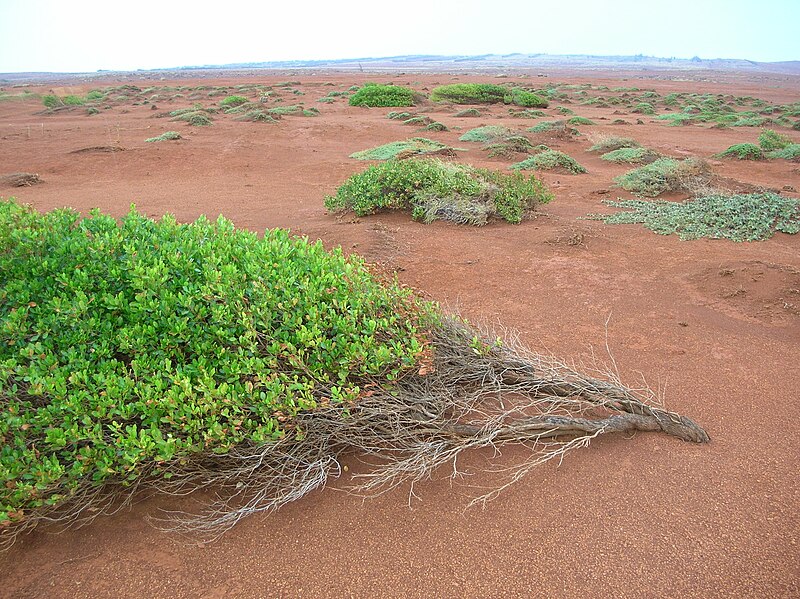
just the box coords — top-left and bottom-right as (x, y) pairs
(0, 71), (798, 598)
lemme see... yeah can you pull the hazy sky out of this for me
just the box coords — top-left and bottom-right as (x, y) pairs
(0, 0), (798, 72)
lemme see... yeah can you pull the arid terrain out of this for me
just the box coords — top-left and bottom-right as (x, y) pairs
(0, 68), (798, 598)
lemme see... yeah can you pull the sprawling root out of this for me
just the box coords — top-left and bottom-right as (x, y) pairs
(1, 317), (708, 549)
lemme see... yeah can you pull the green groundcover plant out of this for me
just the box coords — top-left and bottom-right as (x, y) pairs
(590, 193), (799, 241)
(325, 158), (553, 225)
(349, 138), (452, 160)
(511, 150), (587, 174)
(0, 199), (430, 533)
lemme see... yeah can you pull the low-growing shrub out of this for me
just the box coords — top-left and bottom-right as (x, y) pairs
(349, 138), (453, 160)
(62, 95), (84, 106)
(145, 131), (182, 142)
(42, 95), (62, 109)
(588, 136), (640, 153)
(266, 105), (303, 115)
(510, 89), (549, 108)
(567, 116), (596, 126)
(430, 83), (507, 105)
(349, 84), (416, 107)
(325, 158), (552, 225)
(527, 120), (577, 137)
(454, 108), (481, 117)
(425, 122), (448, 132)
(510, 150), (587, 174)
(219, 95), (248, 107)
(767, 143), (800, 160)
(459, 125), (510, 142)
(171, 112), (213, 126)
(614, 158), (709, 197)
(758, 129), (792, 151)
(387, 111), (413, 120)
(591, 193), (799, 241)
(600, 147), (660, 164)
(715, 143), (764, 160)
(508, 109), (546, 118)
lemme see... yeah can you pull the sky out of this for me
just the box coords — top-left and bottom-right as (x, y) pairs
(0, 0), (798, 73)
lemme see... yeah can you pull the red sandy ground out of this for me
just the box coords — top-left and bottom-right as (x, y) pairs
(0, 71), (798, 598)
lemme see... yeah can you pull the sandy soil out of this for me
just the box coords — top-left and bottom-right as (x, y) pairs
(0, 71), (798, 598)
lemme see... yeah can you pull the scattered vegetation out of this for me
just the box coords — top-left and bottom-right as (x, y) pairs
(511, 150), (587, 174)
(454, 108), (481, 117)
(614, 158), (709, 197)
(567, 116), (596, 126)
(349, 84), (416, 107)
(325, 158), (552, 225)
(508, 109), (546, 118)
(591, 193), (799, 241)
(767, 144), (800, 160)
(349, 138), (453, 161)
(219, 95), (249, 107)
(509, 89), (549, 108)
(145, 131), (182, 142)
(387, 111), (413, 120)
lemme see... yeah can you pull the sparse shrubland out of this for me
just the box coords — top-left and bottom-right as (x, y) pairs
(758, 129), (792, 151)
(600, 147), (661, 164)
(588, 136), (641, 153)
(325, 158), (553, 225)
(430, 84), (508, 104)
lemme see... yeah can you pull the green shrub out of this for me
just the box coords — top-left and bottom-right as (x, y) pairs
(600, 147), (660, 164)
(591, 193), (799, 241)
(62, 95), (84, 106)
(85, 107), (100, 116)
(485, 136), (534, 158)
(588, 137), (640, 153)
(511, 150), (587, 174)
(527, 120), (566, 133)
(42, 95), (62, 109)
(614, 158), (709, 197)
(429, 83), (507, 104)
(715, 143), (764, 160)
(86, 90), (105, 101)
(348, 84), (415, 107)
(454, 108), (481, 117)
(632, 102), (655, 115)
(758, 129), (792, 151)
(219, 95), (248, 107)
(145, 131), (182, 142)
(402, 116), (433, 126)
(349, 138), (452, 161)
(325, 158), (552, 225)
(387, 111), (413, 120)
(0, 199), (431, 531)
(567, 116), (596, 126)
(767, 143), (800, 160)
(510, 89), (549, 108)
(459, 125), (510, 142)
(171, 112), (213, 126)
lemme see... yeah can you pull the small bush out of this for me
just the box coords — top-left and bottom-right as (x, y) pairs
(632, 102), (655, 115)
(349, 84), (415, 107)
(430, 84), (507, 105)
(567, 116), (596, 126)
(85, 107), (100, 116)
(387, 111), (413, 120)
(171, 112), (213, 126)
(86, 90), (105, 101)
(758, 129), (792, 151)
(145, 131), (182, 142)
(425, 122), (448, 132)
(349, 138), (452, 161)
(591, 193), (799, 241)
(454, 108), (481, 117)
(459, 126), (510, 142)
(767, 143), (800, 160)
(0, 200), (431, 533)
(600, 147), (660, 164)
(510, 89), (548, 108)
(266, 105), (303, 115)
(614, 158), (709, 197)
(715, 143), (764, 160)
(62, 95), (84, 106)
(508, 109), (545, 119)
(402, 116), (433, 126)
(325, 158), (552, 225)
(526, 120), (577, 136)
(588, 137), (640, 153)
(42, 95), (62, 109)
(511, 150), (587, 174)
(219, 95), (248, 107)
